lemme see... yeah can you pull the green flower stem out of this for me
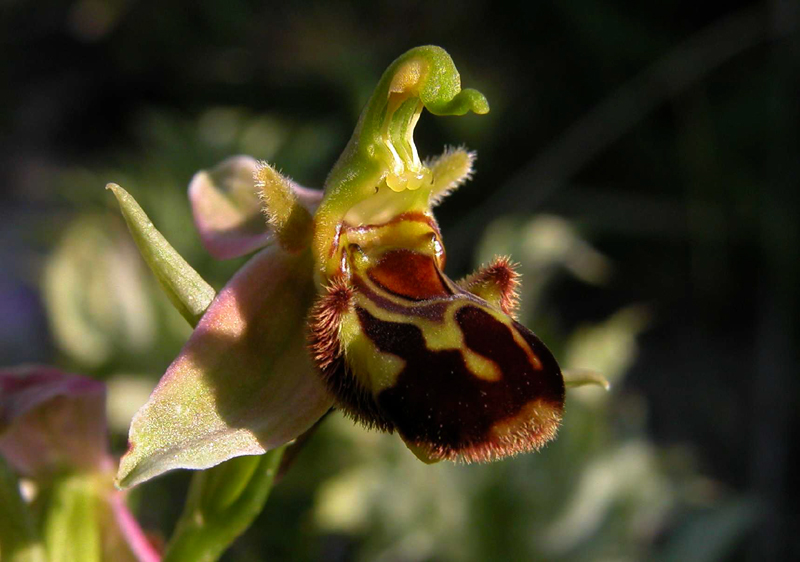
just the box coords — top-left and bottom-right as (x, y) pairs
(110, 183), (291, 561)
(161, 448), (285, 562)
(0, 457), (47, 562)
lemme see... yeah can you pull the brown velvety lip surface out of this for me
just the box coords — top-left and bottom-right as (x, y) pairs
(359, 304), (565, 458)
(367, 249), (451, 301)
(352, 275), (451, 321)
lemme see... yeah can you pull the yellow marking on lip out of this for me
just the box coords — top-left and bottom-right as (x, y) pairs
(339, 304), (405, 394)
(355, 292), (503, 383)
(463, 348), (502, 382)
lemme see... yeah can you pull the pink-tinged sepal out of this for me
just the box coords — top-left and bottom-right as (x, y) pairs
(189, 155), (322, 259)
(117, 245), (334, 489)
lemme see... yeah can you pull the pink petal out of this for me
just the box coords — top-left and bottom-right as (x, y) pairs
(117, 246), (333, 488)
(0, 366), (111, 478)
(189, 155), (323, 259)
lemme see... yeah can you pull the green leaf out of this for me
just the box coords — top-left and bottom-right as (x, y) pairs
(0, 456), (47, 562)
(162, 448), (285, 562)
(107, 183), (216, 325)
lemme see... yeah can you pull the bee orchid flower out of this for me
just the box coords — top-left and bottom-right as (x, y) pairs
(114, 46), (603, 490)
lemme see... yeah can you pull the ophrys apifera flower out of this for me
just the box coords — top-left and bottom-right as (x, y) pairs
(113, 46), (604, 489)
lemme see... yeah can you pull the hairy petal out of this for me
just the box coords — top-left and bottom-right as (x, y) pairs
(189, 155), (322, 259)
(457, 255), (520, 317)
(116, 246), (333, 489)
(427, 146), (476, 207)
(0, 366), (110, 478)
(255, 161), (316, 253)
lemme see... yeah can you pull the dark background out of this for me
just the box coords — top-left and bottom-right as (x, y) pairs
(1, 1), (798, 561)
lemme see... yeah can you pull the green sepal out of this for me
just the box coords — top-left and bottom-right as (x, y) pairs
(109, 183), (316, 559)
(107, 183), (216, 325)
(0, 457), (47, 562)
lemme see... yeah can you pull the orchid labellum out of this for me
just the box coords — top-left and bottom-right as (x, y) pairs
(113, 46), (604, 489)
